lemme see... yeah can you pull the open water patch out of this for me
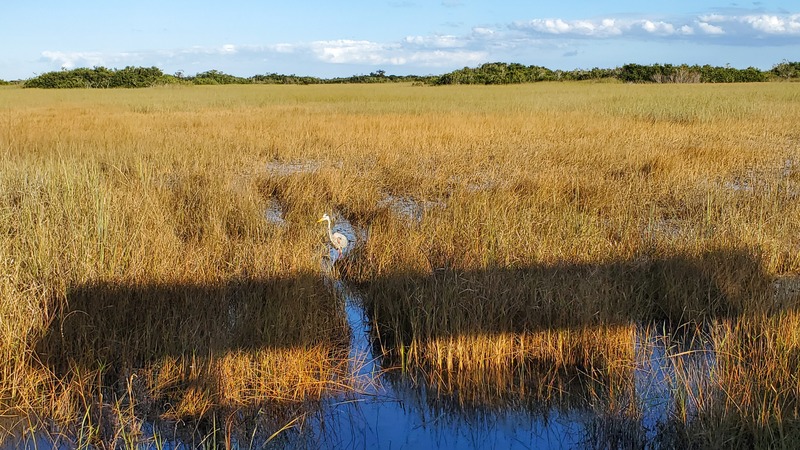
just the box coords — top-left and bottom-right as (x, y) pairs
(264, 198), (287, 226)
(377, 194), (446, 225)
(264, 160), (324, 177)
(287, 312), (723, 448)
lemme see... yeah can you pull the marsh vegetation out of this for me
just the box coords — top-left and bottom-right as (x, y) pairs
(1, 82), (799, 448)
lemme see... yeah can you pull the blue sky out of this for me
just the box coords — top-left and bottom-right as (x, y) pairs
(1, 1), (798, 80)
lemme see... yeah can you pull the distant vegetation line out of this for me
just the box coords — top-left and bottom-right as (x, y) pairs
(7, 61), (800, 88)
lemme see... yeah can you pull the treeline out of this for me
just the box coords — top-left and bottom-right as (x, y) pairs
(18, 61), (800, 88)
(432, 61), (799, 84)
(22, 66), (430, 88)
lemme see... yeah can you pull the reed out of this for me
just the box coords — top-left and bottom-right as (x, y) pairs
(1, 82), (798, 446)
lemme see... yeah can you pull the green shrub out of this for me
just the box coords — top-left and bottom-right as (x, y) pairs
(24, 66), (165, 88)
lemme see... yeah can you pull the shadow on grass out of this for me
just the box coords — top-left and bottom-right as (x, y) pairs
(27, 245), (792, 449)
(36, 272), (348, 375)
(37, 245), (774, 372)
(343, 246), (776, 349)
(29, 272), (351, 448)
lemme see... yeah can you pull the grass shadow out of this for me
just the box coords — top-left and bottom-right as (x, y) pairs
(37, 273), (348, 374)
(345, 246), (776, 351)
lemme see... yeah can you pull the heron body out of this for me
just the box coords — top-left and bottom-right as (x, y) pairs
(317, 213), (348, 256)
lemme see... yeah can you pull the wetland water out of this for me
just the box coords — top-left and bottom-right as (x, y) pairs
(0, 316), (719, 450)
(296, 290), (717, 448)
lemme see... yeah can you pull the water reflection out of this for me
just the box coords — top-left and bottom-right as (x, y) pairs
(300, 281), (590, 449)
(306, 244), (724, 449)
(635, 323), (716, 443)
(0, 424), (71, 450)
(293, 278), (722, 449)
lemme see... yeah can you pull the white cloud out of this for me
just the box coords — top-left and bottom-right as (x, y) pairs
(697, 22), (725, 35)
(641, 20), (676, 35)
(307, 39), (485, 67)
(310, 40), (399, 64)
(519, 18), (623, 37)
(270, 43), (296, 54)
(742, 14), (800, 34)
(697, 12), (800, 37)
(698, 14), (728, 22)
(472, 27), (495, 36)
(513, 11), (799, 44)
(404, 34), (465, 48)
(408, 50), (486, 66)
(40, 50), (138, 69)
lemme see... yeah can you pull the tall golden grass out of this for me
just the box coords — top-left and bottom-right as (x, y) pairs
(1, 82), (799, 446)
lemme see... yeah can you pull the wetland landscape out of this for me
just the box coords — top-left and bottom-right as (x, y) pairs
(1, 81), (799, 448)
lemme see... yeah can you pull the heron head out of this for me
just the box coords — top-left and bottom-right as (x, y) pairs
(317, 213), (332, 223)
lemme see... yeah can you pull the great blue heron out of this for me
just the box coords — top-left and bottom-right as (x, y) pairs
(317, 213), (348, 256)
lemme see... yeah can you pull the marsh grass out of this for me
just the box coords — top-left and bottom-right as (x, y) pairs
(1, 82), (799, 447)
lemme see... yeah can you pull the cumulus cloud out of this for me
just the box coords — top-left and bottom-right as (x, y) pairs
(513, 11), (799, 44)
(737, 14), (800, 34)
(404, 34), (465, 48)
(40, 50), (142, 69)
(641, 20), (676, 35)
(308, 38), (485, 66)
(521, 18), (623, 37)
(472, 27), (495, 36)
(697, 22), (725, 35)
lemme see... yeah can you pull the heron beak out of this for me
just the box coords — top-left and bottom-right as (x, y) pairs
(316, 218), (324, 223)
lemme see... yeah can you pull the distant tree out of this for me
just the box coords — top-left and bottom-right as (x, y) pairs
(109, 66), (164, 88)
(250, 73), (323, 84)
(191, 70), (248, 85)
(618, 64), (657, 83)
(24, 66), (169, 88)
(771, 61), (800, 80)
